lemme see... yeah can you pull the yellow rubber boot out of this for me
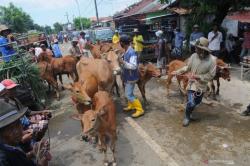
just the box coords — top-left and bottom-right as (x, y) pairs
(123, 101), (133, 112)
(131, 99), (144, 118)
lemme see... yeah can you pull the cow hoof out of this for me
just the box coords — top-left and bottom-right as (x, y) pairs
(112, 162), (117, 166)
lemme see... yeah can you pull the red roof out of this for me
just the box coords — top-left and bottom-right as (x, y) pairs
(226, 11), (250, 23)
(114, 0), (166, 19)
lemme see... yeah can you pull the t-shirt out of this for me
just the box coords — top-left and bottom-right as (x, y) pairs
(79, 38), (87, 52)
(0, 36), (15, 62)
(208, 31), (223, 51)
(112, 35), (120, 44)
(52, 44), (62, 58)
(133, 35), (144, 52)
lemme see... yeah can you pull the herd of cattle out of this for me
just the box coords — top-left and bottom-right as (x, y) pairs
(34, 42), (231, 165)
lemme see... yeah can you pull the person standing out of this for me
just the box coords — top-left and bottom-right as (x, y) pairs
(133, 28), (144, 63)
(172, 37), (216, 127)
(0, 98), (37, 166)
(155, 30), (166, 75)
(112, 30), (120, 44)
(119, 35), (144, 118)
(208, 24), (223, 58)
(172, 27), (184, 57)
(189, 24), (204, 53)
(225, 33), (236, 63)
(78, 32), (87, 54)
(240, 26), (250, 59)
(69, 37), (82, 57)
(0, 25), (16, 62)
(52, 39), (62, 58)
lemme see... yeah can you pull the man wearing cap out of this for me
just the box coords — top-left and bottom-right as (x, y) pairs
(172, 37), (216, 127)
(0, 25), (16, 62)
(52, 39), (62, 58)
(112, 30), (120, 44)
(119, 34), (144, 118)
(208, 24), (223, 58)
(0, 98), (36, 166)
(155, 30), (166, 75)
(133, 28), (144, 63)
(190, 24), (204, 53)
(69, 37), (82, 57)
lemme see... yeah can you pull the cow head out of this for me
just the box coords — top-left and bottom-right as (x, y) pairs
(106, 51), (121, 75)
(140, 63), (161, 78)
(64, 81), (92, 105)
(81, 109), (106, 136)
(217, 65), (231, 81)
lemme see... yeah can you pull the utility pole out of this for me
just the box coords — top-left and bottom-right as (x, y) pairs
(65, 12), (70, 24)
(94, 0), (99, 25)
(75, 0), (83, 30)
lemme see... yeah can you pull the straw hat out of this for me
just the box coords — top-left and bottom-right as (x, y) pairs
(72, 37), (78, 42)
(0, 24), (9, 33)
(191, 37), (211, 52)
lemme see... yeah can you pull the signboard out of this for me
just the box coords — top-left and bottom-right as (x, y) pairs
(222, 18), (238, 37)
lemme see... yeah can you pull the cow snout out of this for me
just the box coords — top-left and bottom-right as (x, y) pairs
(227, 78), (231, 81)
(84, 100), (92, 106)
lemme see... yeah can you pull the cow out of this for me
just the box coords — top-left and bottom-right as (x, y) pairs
(166, 60), (189, 96)
(76, 57), (114, 93)
(166, 59), (231, 98)
(38, 52), (78, 86)
(82, 91), (117, 166)
(208, 59), (231, 97)
(37, 61), (60, 100)
(137, 63), (161, 103)
(85, 43), (102, 59)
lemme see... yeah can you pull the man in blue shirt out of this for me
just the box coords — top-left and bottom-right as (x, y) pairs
(0, 25), (15, 62)
(52, 39), (62, 58)
(189, 24), (204, 53)
(119, 35), (144, 118)
(172, 27), (185, 57)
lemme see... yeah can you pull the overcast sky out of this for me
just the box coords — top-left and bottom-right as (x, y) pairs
(1, 0), (139, 26)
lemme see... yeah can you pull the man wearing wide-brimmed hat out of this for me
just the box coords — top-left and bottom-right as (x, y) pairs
(0, 24), (16, 62)
(172, 37), (217, 127)
(0, 98), (36, 166)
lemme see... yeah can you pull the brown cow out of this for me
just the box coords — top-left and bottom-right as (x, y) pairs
(64, 73), (98, 136)
(85, 43), (102, 59)
(37, 61), (60, 100)
(137, 63), (161, 103)
(76, 57), (114, 93)
(166, 60), (189, 96)
(38, 52), (78, 85)
(82, 91), (117, 166)
(208, 59), (230, 96)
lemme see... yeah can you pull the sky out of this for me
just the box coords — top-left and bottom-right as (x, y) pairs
(1, 0), (140, 26)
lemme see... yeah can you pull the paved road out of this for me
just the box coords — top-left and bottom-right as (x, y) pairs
(46, 43), (250, 166)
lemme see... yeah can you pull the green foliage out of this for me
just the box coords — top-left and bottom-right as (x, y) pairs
(0, 55), (47, 105)
(73, 17), (91, 30)
(44, 25), (53, 35)
(53, 22), (63, 33)
(0, 3), (34, 33)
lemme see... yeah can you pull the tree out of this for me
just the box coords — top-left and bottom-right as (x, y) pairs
(0, 3), (34, 33)
(53, 22), (63, 33)
(73, 17), (91, 30)
(44, 25), (53, 35)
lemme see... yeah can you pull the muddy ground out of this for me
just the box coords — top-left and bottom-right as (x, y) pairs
(44, 43), (250, 166)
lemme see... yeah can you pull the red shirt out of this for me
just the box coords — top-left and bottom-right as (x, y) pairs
(243, 32), (250, 49)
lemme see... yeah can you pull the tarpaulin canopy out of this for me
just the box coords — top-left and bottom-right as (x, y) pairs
(226, 11), (250, 23)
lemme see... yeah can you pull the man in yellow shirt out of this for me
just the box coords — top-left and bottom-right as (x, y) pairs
(133, 28), (144, 63)
(112, 30), (120, 44)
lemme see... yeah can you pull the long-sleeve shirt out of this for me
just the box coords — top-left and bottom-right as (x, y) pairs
(155, 38), (166, 58)
(208, 31), (223, 51)
(133, 35), (144, 52)
(175, 53), (217, 91)
(174, 32), (185, 48)
(189, 32), (204, 43)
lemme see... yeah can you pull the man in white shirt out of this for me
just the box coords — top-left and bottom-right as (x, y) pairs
(208, 24), (223, 58)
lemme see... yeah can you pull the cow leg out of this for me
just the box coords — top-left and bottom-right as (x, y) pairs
(137, 81), (147, 104)
(99, 134), (108, 166)
(110, 133), (117, 166)
(166, 74), (173, 96)
(114, 80), (120, 97)
(216, 79), (220, 95)
(58, 74), (64, 90)
(48, 79), (60, 100)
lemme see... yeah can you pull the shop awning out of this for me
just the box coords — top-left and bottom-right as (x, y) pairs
(142, 13), (173, 21)
(226, 11), (250, 23)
